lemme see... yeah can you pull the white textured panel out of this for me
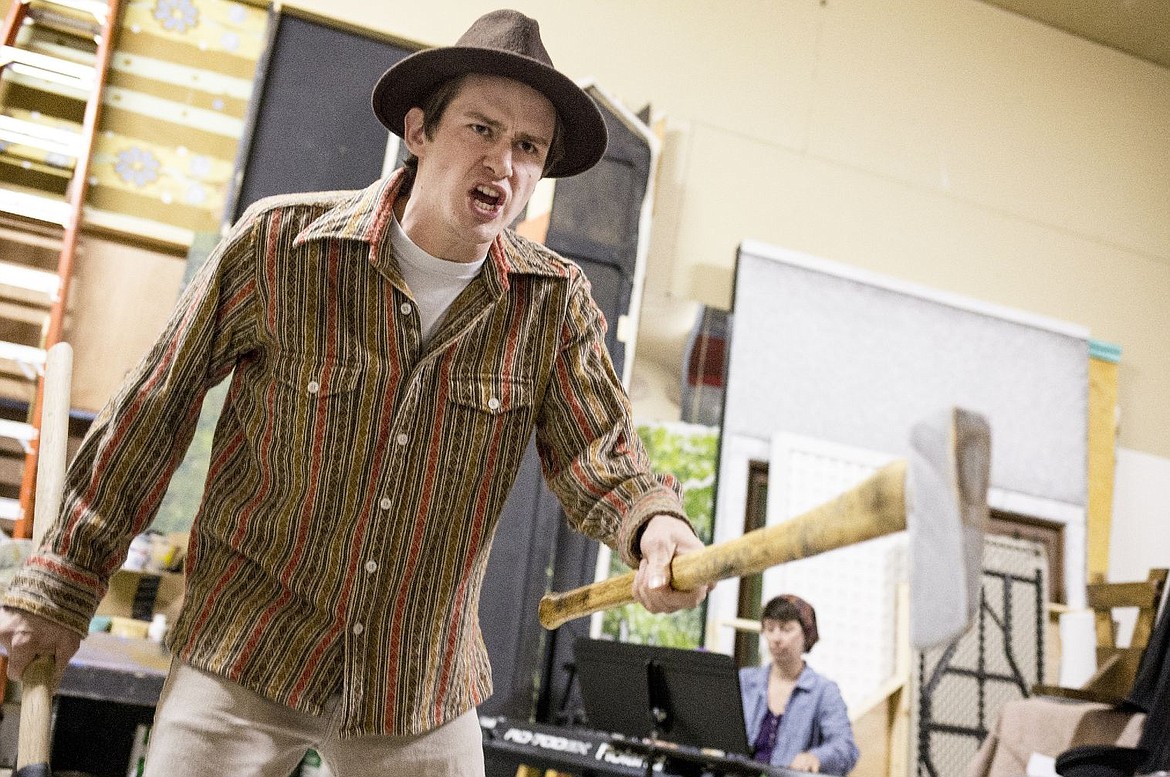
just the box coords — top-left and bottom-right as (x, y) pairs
(726, 242), (1089, 506)
(763, 434), (903, 713)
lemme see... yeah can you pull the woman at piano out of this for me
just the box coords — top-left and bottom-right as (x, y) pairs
(739, 594), (860, 775)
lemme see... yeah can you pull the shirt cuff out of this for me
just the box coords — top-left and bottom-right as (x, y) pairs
(2, 553), (106, 637)
(618, 486), (694, 568)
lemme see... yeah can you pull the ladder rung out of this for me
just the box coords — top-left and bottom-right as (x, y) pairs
(0, 418), (37, 444)
(0, 496), (21, 521)
(0, 115), (82, 158)
(0, 189), (69, 226)
(28, 10), (106, 40)
(0, 260), (58, 298)
(0, 45), (95, 90)
(3, 67), (92, 100)
(30, 0), (110, 25)
(0, 341), (48, 369)
(18, 37), (98, 73)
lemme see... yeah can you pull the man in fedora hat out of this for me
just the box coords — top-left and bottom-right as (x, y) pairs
(0, 9), (707, 776)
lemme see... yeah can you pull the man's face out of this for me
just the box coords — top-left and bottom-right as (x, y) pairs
(400, 73), (557, 263)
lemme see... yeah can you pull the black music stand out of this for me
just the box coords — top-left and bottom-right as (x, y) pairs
(573, 637), (754, 777)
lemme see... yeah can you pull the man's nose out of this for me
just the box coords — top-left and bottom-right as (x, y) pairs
(483, 140), (513, 178)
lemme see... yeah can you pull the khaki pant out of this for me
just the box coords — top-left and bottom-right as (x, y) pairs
(142, 660), (485, 777)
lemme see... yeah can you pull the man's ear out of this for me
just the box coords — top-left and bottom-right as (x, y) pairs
(403, 107), (427, 156)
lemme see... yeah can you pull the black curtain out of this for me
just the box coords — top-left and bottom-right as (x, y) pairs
(228, 11), (414, 221)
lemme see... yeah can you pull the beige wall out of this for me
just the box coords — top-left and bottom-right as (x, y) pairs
(35, 1), (1167, 457)
(292, 0), (1170, 459)
(0, 230), (188, 416)
(67, 235), (188, 412)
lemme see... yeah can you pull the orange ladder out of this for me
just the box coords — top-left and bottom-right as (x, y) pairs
(0, 0), (120, 538)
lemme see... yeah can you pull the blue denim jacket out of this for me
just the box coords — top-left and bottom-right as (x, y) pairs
(739, 663), (860, 775)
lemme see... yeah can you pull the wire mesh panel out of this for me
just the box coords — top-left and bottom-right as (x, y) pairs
(764, 433), (903, 712)
(913, 535), (1047, 777)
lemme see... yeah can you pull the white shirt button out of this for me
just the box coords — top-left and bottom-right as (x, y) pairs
(396, 433), (408, 446)
(379, 497), (392, 510)
(306, 381), (320, 394)
(352, 623), (364, 636)
(400, 302), (412, 315)
(487, 397), (500, 411)
(365, 560), (378, 574)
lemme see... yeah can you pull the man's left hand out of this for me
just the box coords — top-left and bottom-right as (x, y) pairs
(633, 514), (708, 614)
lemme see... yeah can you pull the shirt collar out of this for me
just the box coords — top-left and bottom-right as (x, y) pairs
(794, 663), (817, 692)
(292, 172), (402, 248)
(292, 169), (568, 282)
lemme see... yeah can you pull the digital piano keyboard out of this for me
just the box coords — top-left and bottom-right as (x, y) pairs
(480, 715), (809, 777)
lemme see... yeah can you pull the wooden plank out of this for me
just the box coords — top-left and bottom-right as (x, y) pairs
(1087, 580), (1162, 609)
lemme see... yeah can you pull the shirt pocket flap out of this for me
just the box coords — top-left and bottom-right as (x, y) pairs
(274, 356), (362, 399)
(449, 375), (534, 415)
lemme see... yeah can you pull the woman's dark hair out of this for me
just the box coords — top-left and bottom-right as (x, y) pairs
(761, 594), (819, 653)
(398, 74), (566, 195)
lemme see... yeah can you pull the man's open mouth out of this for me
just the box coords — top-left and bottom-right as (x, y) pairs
(472, 184), (504, 211)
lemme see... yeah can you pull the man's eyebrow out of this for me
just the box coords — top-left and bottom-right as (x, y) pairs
(465, 110), (550, 147)
(464, 110), (502, 130)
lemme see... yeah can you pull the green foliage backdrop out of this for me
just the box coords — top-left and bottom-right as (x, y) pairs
(599, 421), (719, 648)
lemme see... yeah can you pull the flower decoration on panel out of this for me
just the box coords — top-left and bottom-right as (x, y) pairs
(115, 147), (162, 187)
(185, 183), (208, 205)
(153, 0), (199, 33)
(188, 154), (212, 177)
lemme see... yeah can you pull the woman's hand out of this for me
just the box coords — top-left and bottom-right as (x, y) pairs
(790, 752), (821, 773)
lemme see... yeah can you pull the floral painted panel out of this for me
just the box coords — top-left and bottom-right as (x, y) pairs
(599, 421), (719, 648)
(84, 0), (270, 246)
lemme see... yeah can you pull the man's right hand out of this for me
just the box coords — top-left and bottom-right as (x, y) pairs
(0, 607), (81, 684)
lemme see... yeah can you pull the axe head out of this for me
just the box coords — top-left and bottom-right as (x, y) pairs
(907, 407), (991, 651)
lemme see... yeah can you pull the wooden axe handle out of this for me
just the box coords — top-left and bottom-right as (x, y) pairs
(16, 656), (54, 769)
(17, 344), (73, 770)
(33, 343), (72, 548)
(539, 459), (908, 630)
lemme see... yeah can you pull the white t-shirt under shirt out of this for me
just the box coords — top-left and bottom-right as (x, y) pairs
(389, 214), (486, 345)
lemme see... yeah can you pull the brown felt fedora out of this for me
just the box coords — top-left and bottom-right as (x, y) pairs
(371, 9), (607, 178)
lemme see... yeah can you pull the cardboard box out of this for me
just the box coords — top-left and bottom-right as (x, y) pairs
(96, 569), (185, 623)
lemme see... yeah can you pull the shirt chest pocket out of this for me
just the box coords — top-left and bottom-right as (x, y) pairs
(445, 374), (537, 467)
(272, 356), (364, 412)
(447, 374), (534, 416)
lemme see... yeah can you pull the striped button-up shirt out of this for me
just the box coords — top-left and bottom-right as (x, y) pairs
(3, 171), (686, 737)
